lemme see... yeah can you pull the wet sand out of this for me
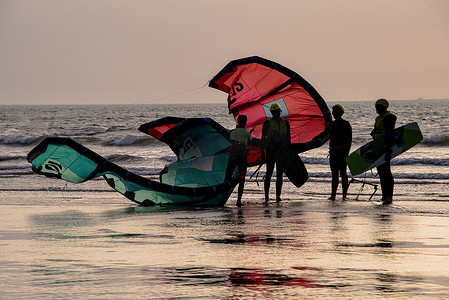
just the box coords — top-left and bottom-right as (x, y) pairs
(1, 184), (449, 299)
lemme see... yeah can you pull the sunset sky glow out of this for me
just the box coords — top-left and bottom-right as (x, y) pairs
(1, 0), (448, 105)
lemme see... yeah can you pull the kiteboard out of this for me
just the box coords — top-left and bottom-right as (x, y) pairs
(346, 122), (423, 176)
(273, 147), (309, 187)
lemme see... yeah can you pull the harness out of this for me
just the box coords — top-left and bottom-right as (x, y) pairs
(265, 118), (288, 152)
(373, 111), (393, 138)
(230, 128), (250, 145)
(268, 118), (287, 134)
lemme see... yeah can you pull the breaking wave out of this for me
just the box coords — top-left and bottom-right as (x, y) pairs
(307, 171), (449, 181)
(104, 135), (157, 146)
(392, 157), (449, 166)
(0, 134), (160, 147)
(104, 154), (145, 163)
(302, 156), (449, 167)
(0, 155), (26, 162)
(1, 136), (42, 145)
(421, 134), (449, 146)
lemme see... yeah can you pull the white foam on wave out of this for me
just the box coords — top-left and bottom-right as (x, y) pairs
(307, 171), (449, 180)
(104, 153), (144, 163)
(421, 134), (449, 146)
(392, 157), (449, 166)
(105, 135), (148, 146)
(161, 155), (176, 163)
(302, 157), (329, 165)
(302, 155), (449, 167)
(1, 136), (41, 145)
(0, 164), (30, 170)
(0, 155), (25, 162)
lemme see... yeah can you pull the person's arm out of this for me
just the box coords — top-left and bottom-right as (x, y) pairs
(383, 114), (397, 160)
(370, 119), (377, 138)
(286, 120), (291, 145)
(261, 121), (269, 148)
(246, 129), (252, 143)
(344, 122), (352, 156)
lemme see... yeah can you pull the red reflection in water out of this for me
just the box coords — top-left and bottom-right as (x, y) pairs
(229, 268), (323, 288)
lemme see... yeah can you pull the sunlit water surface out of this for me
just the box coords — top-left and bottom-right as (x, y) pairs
(1, 195), (448, 299)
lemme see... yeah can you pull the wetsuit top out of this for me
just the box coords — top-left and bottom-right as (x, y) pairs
(329, 118), (352, 154)
(230, 128), (251, 146)
(373, 111), (397, 147)
(267, 118), (288, 136)
(262, 118), (290, 150)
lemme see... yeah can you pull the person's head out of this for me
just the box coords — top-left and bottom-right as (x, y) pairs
(269, 103), (281, 117)
(237, 114), (247, 127)
(332, 104), (344, 119)
(375, 98), (389, 115)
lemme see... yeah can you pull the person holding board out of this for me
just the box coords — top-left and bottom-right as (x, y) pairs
(371, 98), (397, 205)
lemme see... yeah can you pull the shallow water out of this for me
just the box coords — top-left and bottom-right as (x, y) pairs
(1, 191), (449, 299)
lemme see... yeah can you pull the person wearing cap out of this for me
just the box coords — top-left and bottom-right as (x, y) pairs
(371, 98), (397, 205)
(328, 104), (352, 200)
(261, 103), (291, 202)
(225, 114), (253, 206)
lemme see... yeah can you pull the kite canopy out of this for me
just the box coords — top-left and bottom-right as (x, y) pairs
(139, 117), (236, 188)
(27, 117), (239, 206)
(139, 116), (264, 167)
(138, 117), (231, 161)
(209, 56), (331, 156)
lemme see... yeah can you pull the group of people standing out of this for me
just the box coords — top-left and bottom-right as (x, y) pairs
(226, 99), (396, 207)
(327, 98), (396, 205)
(225, 103), (290, 206)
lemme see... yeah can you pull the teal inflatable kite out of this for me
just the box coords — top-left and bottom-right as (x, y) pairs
(27, 118), (239, 206)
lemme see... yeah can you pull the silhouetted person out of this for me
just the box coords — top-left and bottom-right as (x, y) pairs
(226, 115), (252, 206)
(261, 103), (291, 202)
(371, 98), (396, 205)
(328, 104), (352, 200)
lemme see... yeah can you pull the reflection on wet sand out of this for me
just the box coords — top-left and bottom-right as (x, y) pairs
(1, 202), (448, 298)
(229, 268), (324, 288)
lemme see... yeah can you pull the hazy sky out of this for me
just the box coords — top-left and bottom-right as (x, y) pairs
(1, 0), (448, 105)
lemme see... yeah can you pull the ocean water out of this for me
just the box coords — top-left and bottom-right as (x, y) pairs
(1, 100), (448, 201)
(1, 100), (449, 298)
